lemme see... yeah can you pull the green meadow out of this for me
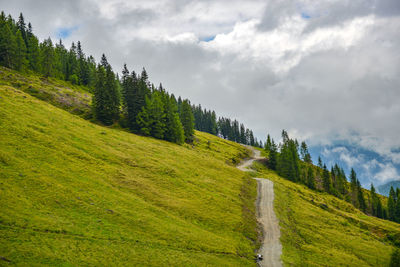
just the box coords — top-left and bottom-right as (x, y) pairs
(0, 83), (258, 266)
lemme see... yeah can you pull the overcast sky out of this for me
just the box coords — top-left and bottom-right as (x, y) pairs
(2, 0), (400, 186)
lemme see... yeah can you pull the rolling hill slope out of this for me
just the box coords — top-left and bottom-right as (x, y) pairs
(0, 84), (259, 266)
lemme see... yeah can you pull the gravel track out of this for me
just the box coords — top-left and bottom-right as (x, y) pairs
(237, 147), (282, 267)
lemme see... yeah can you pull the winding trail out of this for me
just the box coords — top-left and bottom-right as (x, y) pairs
(237, 147), (283, 267)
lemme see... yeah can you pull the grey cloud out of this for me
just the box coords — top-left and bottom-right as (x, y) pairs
(258, 0), (400, 33)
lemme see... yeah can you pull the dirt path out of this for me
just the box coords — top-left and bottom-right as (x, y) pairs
(237, 147), (283, 267)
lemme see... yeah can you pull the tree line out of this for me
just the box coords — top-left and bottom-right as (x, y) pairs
(191, 105), (263, 147)
(0, 12), (97, 85)
(264, 130), (398, 224)
(0, 11), (262, 146)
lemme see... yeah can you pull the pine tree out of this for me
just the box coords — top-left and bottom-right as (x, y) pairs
(104, 62), (120, 122)
(27, 33), (40, 71)
(92, 56), (120, 125)
(240, 123), (246, 144)
(14, 29), (27, 71)
(300, 141), (312, 164)
(163, 93), (184, 144)
(322, 164), (332, 193)
(370, 184), (377, 216)
(277, 132), (300, 182)
(67, 42), (79, 82)
(307, 166), (316, 189)
(249, 130), (255, 146)
(357, 179), (366, 212)
(318, 156), (323, 168)
(180, 99), (194, 142)
(265, 134), (272, 151)
(77, 41), (90, 85)
(388, 186), (396, 221)
(0, 16), (17, 68)
(137, 91), (166, 139)
(350, 168), (359, 208)
(16, 13), (27, 46)
(268, 139), (278, 170)
(40, 38), (54, 77)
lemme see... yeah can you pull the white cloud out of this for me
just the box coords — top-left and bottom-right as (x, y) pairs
(374, 163), (400, 183)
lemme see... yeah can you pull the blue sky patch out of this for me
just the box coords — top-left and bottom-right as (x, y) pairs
(56, 26), (78, 39)
(201, 35), (215, 42)
(301, 12), (311, 19)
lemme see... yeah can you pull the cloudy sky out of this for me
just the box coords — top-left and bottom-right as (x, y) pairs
(2, 0), (400, 187)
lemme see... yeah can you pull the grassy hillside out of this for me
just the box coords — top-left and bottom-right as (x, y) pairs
(252, 162), (400, 266)
(0, 84), (259, 265)
(0, 67), (92, 118)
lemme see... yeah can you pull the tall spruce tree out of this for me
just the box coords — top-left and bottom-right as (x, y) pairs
(26, 25), (40, 71)
(136, 91), (166, 139)
(300, 141), (312, 164)
(180, 99), (194, 142)
(14, 29), (27, 71)
(17, 13), (27, 46)
(277, 131), (300, 181)
(92, 55), (120, 125)
(0, 15), (17, 68)
(388, 186), (396, 221)
(307, 166), (316, 189)
(357, 179), (366, 212)
(40, 38), (54, 77)
(268, 139), (278, 170)
(350, 168), (359, 208)
(322, 164), (332, 193)
(163, 92), (184, 144)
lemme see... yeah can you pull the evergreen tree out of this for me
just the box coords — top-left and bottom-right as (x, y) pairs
(92, 55), (120, 125)
(16, 13), (27, 46)
(249, 130), (255, 146)
(40, 38), (54, 77)
(350, 168), (359, 208)
(105, 63), (120, 121)
(0, 16), (17, 68)
(54, 40), (68, 79)
(14, 29), (27, 71)
(240, 123), (246, 144)
(26, 33), (40, 71)
(180, 99), (194, 142)
(322, 164), (332, 193)
(163, 92), (184, 144)
(300, 141), (312, 163)
(137, 91), (166, 139)
(265, 134), (272, 151)
(357, 179), (366, 212)
(77, 41), (90, 85)
(388, 186), (396, 221)
(268, 139), (278, 170)
(307, 166), (316, 189)
(370, 184), (377, 216)
(67, 42), (78, 82)
(318, 156), (323, 168)
(277, 131), (300, 181)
